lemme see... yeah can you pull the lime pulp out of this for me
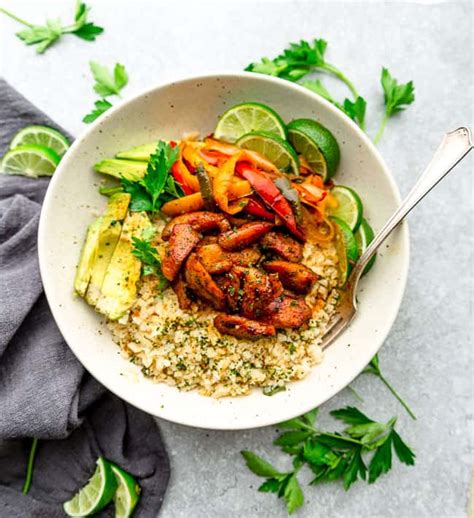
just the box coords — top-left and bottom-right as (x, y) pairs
(354, 218), (376, 275)
(1, 144), (60, 177)
(214, 102), (287, 143)
(330, 216), (359, 284)
(329, 185), (363, 232)
(236, 131), (300, 175)
(111, 464), (141, 518)
(9, 125), (70, 157)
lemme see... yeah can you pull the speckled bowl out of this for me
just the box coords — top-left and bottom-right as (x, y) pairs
(38, 72), (409, 430)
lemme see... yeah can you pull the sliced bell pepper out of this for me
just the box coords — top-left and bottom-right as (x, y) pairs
(213, 154), (248, 215)
(235, 163), (305, 240)
(161, 192), (205, 216)
(243, 197), (275, 221)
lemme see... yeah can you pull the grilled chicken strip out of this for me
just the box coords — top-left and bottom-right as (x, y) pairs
(162, 224), (201, 281)
(264, 296), (312, 328)
(196, 243), (233, 274)
(162, 211), (231, 240)
(214, 269), (242, 312)
(184, 253), (226, 310)
(171, 274), (193, 310)
(214, 314), (276, 340)
(261, 231), (303, 262)
(218, 221), (274, 251)
(239, 267), (283, 320)
(263, 260), (317, 294)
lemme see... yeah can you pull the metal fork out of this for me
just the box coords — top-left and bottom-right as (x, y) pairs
(320, 127), (473, 350)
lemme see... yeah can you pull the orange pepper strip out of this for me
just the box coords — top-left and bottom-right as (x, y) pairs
(228, 178), (252, 199)
(182, 143), (218, 177)
(161, 192), (204, 216)
(204, 138), (240, 155)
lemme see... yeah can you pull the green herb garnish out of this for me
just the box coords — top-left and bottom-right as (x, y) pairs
(0, 1), (103, 54)
(82, 99), (113, 124)
(131, 227), (167, 289)
(374, 68), (415, 143)
(121, 141), (180, 212)
(242, 406), (415, 515)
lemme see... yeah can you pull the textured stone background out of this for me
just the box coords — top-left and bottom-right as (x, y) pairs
(1, 1), (472, 516)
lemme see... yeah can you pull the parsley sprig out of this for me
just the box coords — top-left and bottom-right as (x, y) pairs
(0, 1), (103, 54)
(363, 354), (416, 420)
(246, 38), (415, 142)
(242, 406), (415, 515)
(83, 62), (129, 123)
(121, 141), (181, 212)
(132, 227), (168, 289)
(373, 68), (415, 144)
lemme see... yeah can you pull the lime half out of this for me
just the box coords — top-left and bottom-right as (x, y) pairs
(63, 457), (118, 517)
(287, 119), (340, 180)
(331, 216), (359, 284)
(1, 144), (60, 177)
(111, 464), (141, 518)
(10, 125), (70, 157)
(214, 102), (286, 143)
(328, 185), (363, 232)
(354, 218), (376, 276)
(237, 131), (299, 175)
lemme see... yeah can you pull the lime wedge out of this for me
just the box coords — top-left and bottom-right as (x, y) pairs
(287, 119), (340, 180)
(10, 125), (70, 157)
(110, 464), (141, 518)
(63, 457), (118, 517)
(237, 131), (299, 175)
(214, 102), (286, 143)
(328, 185), (363, 232)
(330, 216), (359, 284)
(354, 218), (376, 276)
(1, 144), (60, 177)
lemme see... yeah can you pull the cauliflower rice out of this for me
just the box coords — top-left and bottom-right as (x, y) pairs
(107, 227), (341, 398)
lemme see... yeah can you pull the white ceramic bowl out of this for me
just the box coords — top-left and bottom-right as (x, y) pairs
(38, 72), (409, 430)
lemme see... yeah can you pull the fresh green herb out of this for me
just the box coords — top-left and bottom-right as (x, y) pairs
(89, 61), (128, 97)
(242, 406), (415, 515)
(363, 354), (416, 420)
(263, 385), (287, 396)
(374, 68), (415, 144)
(83, 61), (129, 124)
(131, 227), (167, 289)
(247, 39), (415, 140)
(82, 99), (113, 124)
(22, 438), (38, 494)
(0, 1), (103, 54)
(121, 141), (180, 212)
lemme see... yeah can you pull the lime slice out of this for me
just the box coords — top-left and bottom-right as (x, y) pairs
(287, 119), (340, 180)
(214, 102), (286, 143)
(1, 144), (60, 177)
(354, 218), (376, 276)
(110, 464), (141, 518)
(237, 131), (299, 175)
(330, 216), (359, 284)
(10, 125), (70, 157)
(63, 457), (118, 517)
(328, 185), (363, 232)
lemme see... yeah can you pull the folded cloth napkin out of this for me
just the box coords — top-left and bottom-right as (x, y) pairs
(0, 79), (170, 517)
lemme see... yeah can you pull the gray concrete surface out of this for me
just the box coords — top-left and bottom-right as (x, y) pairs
(1, 1), (473, 516)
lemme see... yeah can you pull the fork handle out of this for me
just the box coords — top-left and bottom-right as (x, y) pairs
(349, 127), (473, 284)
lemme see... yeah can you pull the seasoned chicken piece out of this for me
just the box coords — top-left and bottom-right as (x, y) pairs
(239, 267), (283, 320)
(218, 221), (274, 251)
(172, 274), (193, 310)
(227, 245), (262, 267)
(263, 260), (317, 294)
(264, 296), (312, 329)
(184, 254), (226, 310)
(214, 269), (242, 312)
(261, 231), (303, 262)
(162, 211), (231, 240)
(196, 243), (233, 274)
(214, 314), (276, 341)
(162, 224), (201, 281)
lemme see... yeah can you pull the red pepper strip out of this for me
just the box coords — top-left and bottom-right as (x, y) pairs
(243, 197), (275, 221)
(199, 149), (228, 166)
(235, 163), (305, 241)
(171, 162), (195, 195)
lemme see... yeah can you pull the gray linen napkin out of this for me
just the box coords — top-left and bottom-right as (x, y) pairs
(0, 79), (170, 516)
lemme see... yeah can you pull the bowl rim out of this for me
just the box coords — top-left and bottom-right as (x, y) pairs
(38, 71), (410, 430)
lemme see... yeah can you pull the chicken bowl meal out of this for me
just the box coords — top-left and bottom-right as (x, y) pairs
(74, 101), (375, 398)
(38, 73), (408, 429)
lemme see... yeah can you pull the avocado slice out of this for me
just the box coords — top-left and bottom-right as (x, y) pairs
(94, 159), (147, 181)
(95, 211), (150, 320)
(74, 217), (103, 297)
(116, 142), (158, 161)
(85, 193), (131, 306)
